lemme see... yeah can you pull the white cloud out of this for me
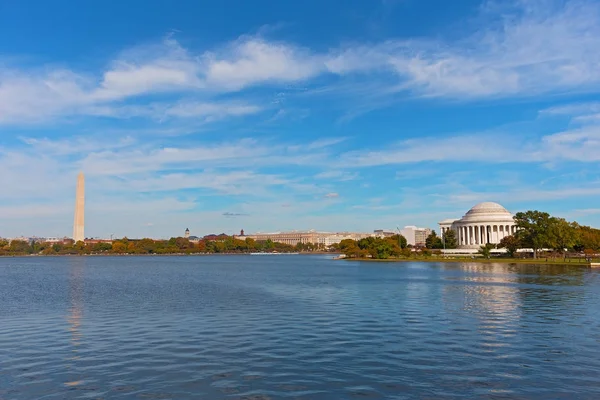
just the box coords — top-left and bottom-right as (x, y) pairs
(203, 38), (324, 91)
(0, 69), (91, 123)
(3, 1), (600, 125)
(162, 101), (261, 119)
(96, 170), (292, 196)
(21, 135), (136, 156)
(305, 137), (347, 150)
(77, 138), (330, 176)
(314, 170), (358, 181)
(444, 186), (600, 206)
(540, 101), (600, 124)
(324, 0), (600, 98)
(95, 57), (201, 100)
(0, 39), (263, 124)
(87, 100), (263, 120)
(337, 112), (600, 167)
(339, 134), (529, 166)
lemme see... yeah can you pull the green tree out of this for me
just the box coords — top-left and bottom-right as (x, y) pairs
(547, 218), (578, 253)
(264, 239), (275, 250)
(425, 231), (443, 249)
(442, 230), (458, 249)
(373, 240), (394, 259)
(357, 237), (376, 250)
(400, 247), (412, 258)
(112, 242), (127, 253)
(390, 234), (408, 249)
(339, 239), (367, 258)
(478, 243), (495, 258)
(575, 225), (600, 251)
(9, 240), (31, 254)
(514, 210), (553, 259)
(498, 235), (520, 257)
(245, 238), (257, 251)
(92, 242), (112, 252)
(74, 240), (87, 254)
(136, 238), (157, 253)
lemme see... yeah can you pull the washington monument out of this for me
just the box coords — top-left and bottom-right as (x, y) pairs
(73, 172), (85, 242)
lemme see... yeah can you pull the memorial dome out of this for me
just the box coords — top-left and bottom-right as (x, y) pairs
(460, 202), (514, 223)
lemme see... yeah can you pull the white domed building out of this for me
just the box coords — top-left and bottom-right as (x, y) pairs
(439, 202), (517, 249)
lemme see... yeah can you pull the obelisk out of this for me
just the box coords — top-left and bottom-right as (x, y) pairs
(73, 172), (85, 242)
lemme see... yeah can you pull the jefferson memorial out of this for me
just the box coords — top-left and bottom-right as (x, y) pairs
(439, 202), (516, 249)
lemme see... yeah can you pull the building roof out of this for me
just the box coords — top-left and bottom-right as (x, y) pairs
(460, 202), (514, 223)
(439, 202), (515, 225)
(469, 202), (508, 212)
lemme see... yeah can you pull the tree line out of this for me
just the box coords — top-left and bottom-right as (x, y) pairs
(337, 210), (600, 260)
(0, 235), (315, 256)
(337, 235), (410, 259)
(496, 211), (600, 259)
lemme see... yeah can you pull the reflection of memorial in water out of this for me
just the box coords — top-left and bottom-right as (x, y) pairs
(65, 259), (85, 388)
(442, 263), (521, 319)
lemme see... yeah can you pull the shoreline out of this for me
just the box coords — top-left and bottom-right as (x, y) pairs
(340, 257), (593, 267)
(0, 252), (338, 258)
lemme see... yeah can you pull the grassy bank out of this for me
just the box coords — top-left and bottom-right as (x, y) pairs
(340, 256), (596, 266)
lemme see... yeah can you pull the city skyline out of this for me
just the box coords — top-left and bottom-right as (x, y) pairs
(2, 0), (600, 238)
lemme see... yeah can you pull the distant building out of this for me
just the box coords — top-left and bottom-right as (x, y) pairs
(373, 230), (396, 238)
(400, 226), (432, 247)
(439, 202), (516, 249)
(184, 228), (190, 239)
(44, 237), (67, 244)
(84, 239), (113, 245)
(237, 230), (373, 247)
(203, 233), (229, 241)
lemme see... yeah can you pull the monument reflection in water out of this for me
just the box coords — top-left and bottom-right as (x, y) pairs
(65, 259), (85, 388)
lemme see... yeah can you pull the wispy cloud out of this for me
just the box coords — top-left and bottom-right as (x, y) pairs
(540, 101), (600, 124)
(314, 170), (358, 181)
(327, 0), (600, 98)
(222, 212), (250, 217)
(203, 37), (324, 91)
(4, 0), (600, 125)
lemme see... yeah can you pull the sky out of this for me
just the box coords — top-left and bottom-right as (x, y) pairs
(1, 0), (600, 239)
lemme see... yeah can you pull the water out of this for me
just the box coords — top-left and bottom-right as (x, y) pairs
(1, 256), (600, 399)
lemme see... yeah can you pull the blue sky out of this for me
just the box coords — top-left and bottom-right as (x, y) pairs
(1, 0), (600, 238)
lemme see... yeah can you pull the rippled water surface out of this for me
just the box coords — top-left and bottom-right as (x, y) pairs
(2, 256), (600, 399)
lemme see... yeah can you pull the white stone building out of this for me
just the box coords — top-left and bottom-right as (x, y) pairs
(400, 226), (432, 247)
(238, 230), (373, 247)
(439, 202), (517, 249)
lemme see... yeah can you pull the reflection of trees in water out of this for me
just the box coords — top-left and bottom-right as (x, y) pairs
(513, 264), (586, 318)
